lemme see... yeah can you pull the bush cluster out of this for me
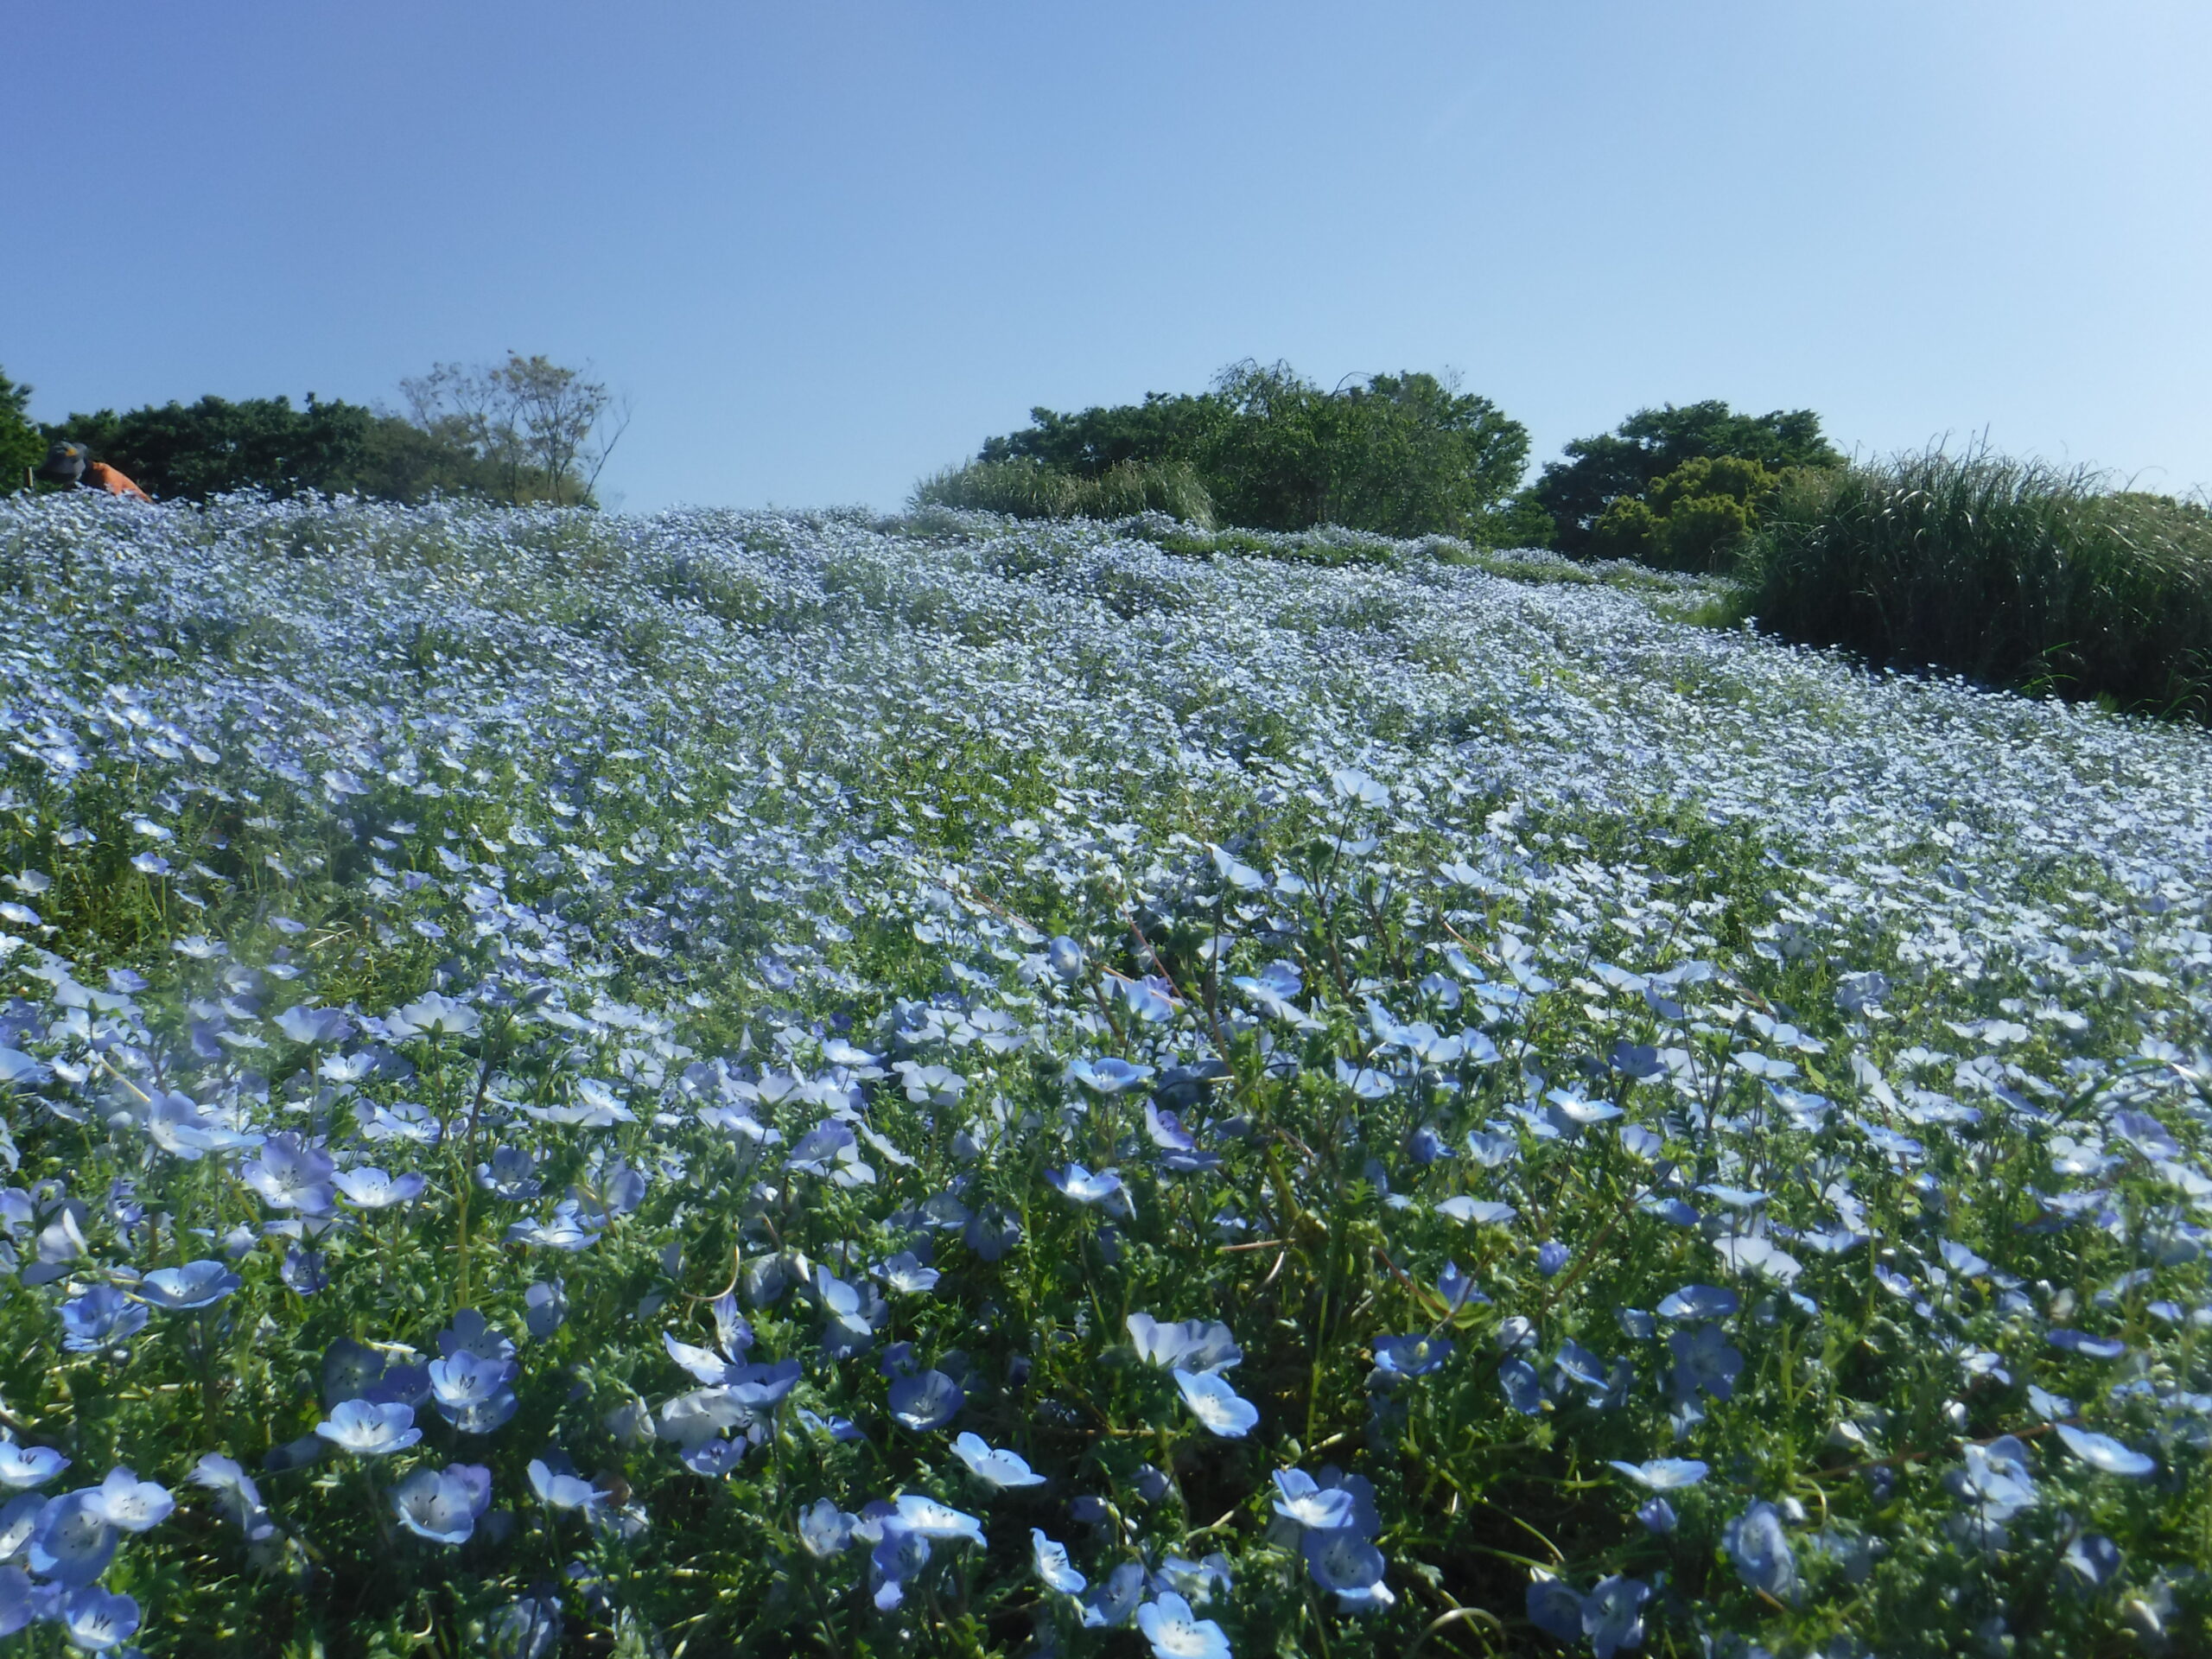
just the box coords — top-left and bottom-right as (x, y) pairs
(1739, 448), (2212, 719)
(912, 457), (1219, 528)
(933, 362), (1533, 542)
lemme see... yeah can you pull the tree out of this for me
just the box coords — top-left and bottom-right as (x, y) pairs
(36, 394), (376, 500)
(1530, 401), (1841, 556)
(400, 353), (629, 507)
(969, 360), (1529, 537)
(0, 369), (41, 492)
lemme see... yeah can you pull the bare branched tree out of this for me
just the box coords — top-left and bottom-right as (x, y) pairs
(398, 353), (627, 506)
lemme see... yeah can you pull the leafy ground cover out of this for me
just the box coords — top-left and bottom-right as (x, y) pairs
(0, 493), (2205, 1657)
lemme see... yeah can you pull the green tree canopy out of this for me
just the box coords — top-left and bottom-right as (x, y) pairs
(28, 354), (626, 506)
(0, 369), (41, 492)
(972, 361), (1529, 538)
(1531, 400), (1841, 555)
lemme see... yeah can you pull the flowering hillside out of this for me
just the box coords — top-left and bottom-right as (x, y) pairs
(0, 493), (2205, 1657)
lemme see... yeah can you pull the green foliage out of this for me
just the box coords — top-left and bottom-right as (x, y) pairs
(1592, 495), (1662, 563)
(38, 394), (378, 501)
(33, 354), (625, 506)
(912, 456), (1217, 526)
(0, 368), (39, 491)
(958, 360), (1529, 537)
(1533, 401), (1842, 556)
(1740, 447), (2212, 718)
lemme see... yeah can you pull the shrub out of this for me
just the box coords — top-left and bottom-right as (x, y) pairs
(1742, 447), (2212, 717)
(958, 362), (1529, 538)
(912, 457), (1217, 526)
(1659, 492), (1757, 571)
(1592, 495), (1662, 562)
(1532, 402), (1841, 555)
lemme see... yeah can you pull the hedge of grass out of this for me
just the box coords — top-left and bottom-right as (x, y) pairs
(1740, 450), (2212, 718)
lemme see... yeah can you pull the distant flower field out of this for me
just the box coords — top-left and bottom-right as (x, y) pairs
(0, 493), (2204, 1657)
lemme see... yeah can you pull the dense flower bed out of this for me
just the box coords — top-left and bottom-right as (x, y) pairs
(0, 493), (2202, 1656)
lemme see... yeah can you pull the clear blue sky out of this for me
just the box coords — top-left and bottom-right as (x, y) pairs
(8, 2), (2208, 512)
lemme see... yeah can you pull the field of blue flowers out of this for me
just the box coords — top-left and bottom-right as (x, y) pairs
(0, 492), (2203, 1657)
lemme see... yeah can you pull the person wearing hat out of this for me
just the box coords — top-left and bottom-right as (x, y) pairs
(39, 440), (151, 501)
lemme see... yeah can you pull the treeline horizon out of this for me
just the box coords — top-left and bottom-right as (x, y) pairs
(915, 359), (1859, 557)
(0, 354), (626, 508)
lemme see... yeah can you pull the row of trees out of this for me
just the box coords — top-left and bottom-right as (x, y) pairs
(973, 361), (1540, 541)
(1, 355), (626, 506)
(945, 367), (1842, 556)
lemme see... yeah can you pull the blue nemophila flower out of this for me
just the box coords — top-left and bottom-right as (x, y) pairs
(282, 1245), (328, 1294)
(244, 1134), (337, 1215)
(429, 1349), (519, 1433)
(0, 1438), (67, 1491)
(59, 1286), (146, 1351)
(1334, 1059), (1395, 1102)
(1173, 1369), (1258, 1438)
(891, 1493), (985, 1545)
(490, 1592), (563, 1659)
(798, 1497), (855, 1558)
(1947, 1437), (2037, 1535)
(275, 1005), (353, 1046)
(391, 1463), (493, 1545)
(1527, 1573), (1582, 1642)
(1498, 1359), (1543, 1415)
(2047, 1329), (2128, 1360)
(1153, 1554), (1233, 1605)
(1434, 1261), (1489, 1313)
(1304, 1524), (1394, 1611)
(1048, 1163), (1134, 1217)
(504, 1199), (606, 1252)
(528, 1458), (604, 1512)
(875, 1250), (940, 1294)
(951, 1431), (1043, 1488)
(1436, 1196), (1517, 1226)
(90, 1466), (172, 1530)
(1637, 1497), (1678, 1533)
(1067, 1056), (1154, 1095)
(1128, 1313), (1243, 1372)
(1656, 1283), (1738, 1321)
(1136, 1589), (1233, 1658)
(316, 1400), (422, 1457)
(1272, 1469), (1355, 1530)
(2063, 1532), (2123, 1588)
(60, 1584), (139, 1652)
(0, 1567), (28, 1637)
(2055, 1424), (2157, 1477)
(478, 1147), (543, 1201)
(524, 1281), (568, 1339)
(1032, 1528), (1086, 1594)
(870, 1522), (931, 1611)
(1724, 1500), (1796, 1598)
(134, 1260), (242, 1311)
(190, 1454), (274, 1541)
(1537, 1241), (1571, 1278)
(1081, 1560), (1147, 1628)
(27, 1491), (116, 1586)
(1582, 1573), (1649, 1659)
(1372, 1335), (1454, 1379)
(1669, 1325), (1745, 1403)
(1608, 1458), (1708, 1490)
(888, 1369), (965, 1432)
(333, 1166), (427, 1210)
(391, 991), (480, 1039)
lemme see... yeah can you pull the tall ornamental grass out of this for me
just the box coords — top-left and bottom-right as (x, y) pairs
(1742, 449), (2212, 718)
(912, 457), (1217, 528)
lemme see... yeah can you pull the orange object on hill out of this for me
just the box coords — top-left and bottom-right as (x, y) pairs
(84, 462), (151, 502)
